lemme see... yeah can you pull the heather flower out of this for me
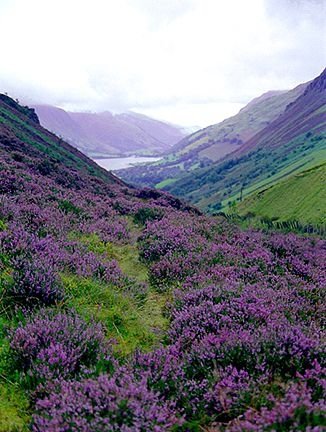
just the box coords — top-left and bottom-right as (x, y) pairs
(9, 256), (63, 306)
(10, 309), (113, 385)
(32, 372), (182, 431)
(226, 381), (326, 431)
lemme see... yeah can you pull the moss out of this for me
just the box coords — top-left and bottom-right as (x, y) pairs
(0, 384), (30, 432)
(61, 274), (168, 356)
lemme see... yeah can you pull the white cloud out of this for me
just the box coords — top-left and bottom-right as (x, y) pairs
(0, 0), (324, 127)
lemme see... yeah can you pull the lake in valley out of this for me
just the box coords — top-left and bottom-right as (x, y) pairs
(94, 155), (161, 171)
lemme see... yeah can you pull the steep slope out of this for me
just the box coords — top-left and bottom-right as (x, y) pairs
(164, 68), (326, 212)
(0, 95), (121, 186)
(173, 84), (306, 162)
(234, 69), (326, 156)
(0, 94), (195, 213)
(118, 81), (308, 187)
(238, 162), (326, 226)
(33, 105), (186, 157)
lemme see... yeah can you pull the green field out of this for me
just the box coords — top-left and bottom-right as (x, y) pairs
(238, 162), (326, 225)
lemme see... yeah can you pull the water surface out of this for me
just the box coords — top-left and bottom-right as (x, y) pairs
(94, 156), (161, 171)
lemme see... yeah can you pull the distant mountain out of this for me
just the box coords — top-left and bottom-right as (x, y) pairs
(117, 111), (187, 149)
(118, 69), (326, 216)
(32, 105), (187, 157)
(117, 80), (309, 188)
(164, 68), (326, 212)
(172, 85), (306, 162)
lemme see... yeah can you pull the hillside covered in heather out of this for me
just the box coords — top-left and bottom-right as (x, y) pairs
(0, 95), (325, 432)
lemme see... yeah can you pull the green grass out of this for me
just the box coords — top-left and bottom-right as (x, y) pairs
(0, 314), (30, 432)
(179, 131), (326, 211)
(0, 221), (169, 358)
(62, 231), (168, 355)
(222, 143), (326, 209)
(67, 232), (149, 283)
(155, 178), (178, 189)
(0, 384), (30, 432)
(238, 163), (326, 225)
(109, 244), (149, 283)
(61, 274), (168, 356)
(68, 232), (113, 256)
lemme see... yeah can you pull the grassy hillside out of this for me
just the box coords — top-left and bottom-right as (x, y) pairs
(173, 84), (306, 161)
(167, 130), (326, 212)
(117, 82), (308, 187)
(238, 162), (326, 226)
(163, 69), (326, 214)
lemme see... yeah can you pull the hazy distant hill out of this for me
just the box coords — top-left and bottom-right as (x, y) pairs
(33, 105), (186, 157)
(117, 80), (309, 188)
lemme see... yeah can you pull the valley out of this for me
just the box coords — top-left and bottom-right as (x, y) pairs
(118, 69), (326, 227)
(0, 1), (325, 430)
(0, 86), (325, 431)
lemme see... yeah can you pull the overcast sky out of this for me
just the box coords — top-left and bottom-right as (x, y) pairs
(0, 0), (325, 127)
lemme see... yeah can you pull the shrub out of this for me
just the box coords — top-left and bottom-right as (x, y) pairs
(10, 309), (113, 386)
(133, 207), (163, 226)
(9, 257), (63, 306)
(32, 372), (182, 431)
(227, 381), (326, 431)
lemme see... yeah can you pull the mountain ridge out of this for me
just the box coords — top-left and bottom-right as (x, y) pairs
(117, 79), (311, 189)
(164, 68), (326, 213)
(32, 104), (187, 157)
(116, 68), (325, 223)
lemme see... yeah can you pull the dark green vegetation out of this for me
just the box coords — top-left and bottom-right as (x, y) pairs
(119, 69), (326, 227)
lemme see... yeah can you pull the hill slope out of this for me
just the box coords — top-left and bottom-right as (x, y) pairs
(164, 68), (326, 212)
(117, 81), (309, 188)
(173, 83), (307, 162)
(0, 95), (325, 431)
(33, 105), (186, 157)
(0, 95), (121, 185)
(238, 162), (326, 226)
